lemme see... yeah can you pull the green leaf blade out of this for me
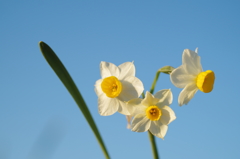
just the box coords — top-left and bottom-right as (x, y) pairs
(39, 41), (110, 159)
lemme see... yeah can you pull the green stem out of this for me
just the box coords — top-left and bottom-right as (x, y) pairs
(145, 66), (175, 159)
(147, 66), (174, 159)
(148, 70), (161, 159)
(149, 71), (161, 94)
(150, 65), (174, 94)
(148, 131), (159, 159)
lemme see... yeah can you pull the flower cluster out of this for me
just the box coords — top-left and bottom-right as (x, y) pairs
(95, 48), (215, 139)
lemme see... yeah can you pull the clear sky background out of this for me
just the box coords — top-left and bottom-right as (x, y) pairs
(1, 1), (240, 159)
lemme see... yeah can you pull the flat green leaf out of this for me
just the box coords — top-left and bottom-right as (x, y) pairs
(39, 41), (110, 159)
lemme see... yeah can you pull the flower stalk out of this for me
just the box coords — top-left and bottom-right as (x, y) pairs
(150, 66), (174, 94)
(148, 131), (159, 159)
(148, 66), (174, 159)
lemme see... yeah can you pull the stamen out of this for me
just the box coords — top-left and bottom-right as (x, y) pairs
(146, 106), (161, 121)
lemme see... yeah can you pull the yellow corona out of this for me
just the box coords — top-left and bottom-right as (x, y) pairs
(196, 70), (215, 93)
(146, 106), (161, 121)
(101, 76), (122, 98)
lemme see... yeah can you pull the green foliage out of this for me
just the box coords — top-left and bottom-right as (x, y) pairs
(39, 41), (110, 159)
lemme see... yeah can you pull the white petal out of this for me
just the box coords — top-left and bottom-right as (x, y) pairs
(94, 79), (103, 96)
(154, 89), (173, 106)
(118, 62), (135, 80)
(100, 61), (120, 78)
(117, 100), (130, 115)
(132, 104), (147, 117)
(149, 120), (168, 139)
(170, 65), (196, 88)
(126, 98), (143, 115)
(178, 82), (198, 106)
(98, 94), (119, 116)
(195, 47), (198, 53)
(142, 91), (160, 106)
(182, 49), (202, 75)
(159, 106), (176, 125)
(131, 115), (150, 132)
(117, 76), (144, 101)
(126, 115), (132, 129)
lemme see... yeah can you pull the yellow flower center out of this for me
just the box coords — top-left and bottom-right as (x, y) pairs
(196, 70), (215, 93)
(101, 76), (122, 98)
(146, 106), (161, 121)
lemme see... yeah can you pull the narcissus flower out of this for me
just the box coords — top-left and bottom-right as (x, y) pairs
(127, 90), (176, 139)
(95, 61), (144, 116)
(170, 48), (215, 106)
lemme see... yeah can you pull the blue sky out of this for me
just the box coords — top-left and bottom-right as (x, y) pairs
(1, 1), (240, 159)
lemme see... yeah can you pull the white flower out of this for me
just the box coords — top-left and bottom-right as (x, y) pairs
(127, 90), (176, 139)
(170, 48), (215, 106)
(95, 61), (144, 116)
